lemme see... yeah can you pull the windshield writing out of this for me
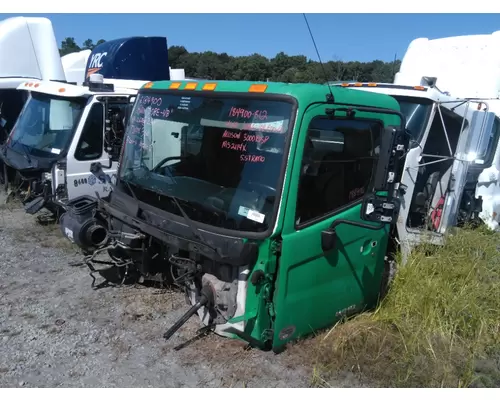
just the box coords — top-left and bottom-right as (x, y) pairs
(8, 92), (85, 158)
(120, 93), (293, 234)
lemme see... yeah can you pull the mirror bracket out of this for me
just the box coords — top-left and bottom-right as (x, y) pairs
(321, 218), (385, 253)
(361, 194), (401, 224)
(360, 122), (409, 225)
(90, 160), (113, 185)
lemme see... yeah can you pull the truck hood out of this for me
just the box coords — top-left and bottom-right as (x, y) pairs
(0, 144), (58, 173)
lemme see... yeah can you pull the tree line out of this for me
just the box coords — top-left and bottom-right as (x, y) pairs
(59, 37), (107, 56)
(59, 38), (401, 84)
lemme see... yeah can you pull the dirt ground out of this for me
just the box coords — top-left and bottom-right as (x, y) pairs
(0, 203), (364, 388)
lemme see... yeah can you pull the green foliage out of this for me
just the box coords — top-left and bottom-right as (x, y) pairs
(168, 46), (401, 83)
(59, 38), (401, 83)
(312, 228), (500, 387)
(58, 37), (106, 56)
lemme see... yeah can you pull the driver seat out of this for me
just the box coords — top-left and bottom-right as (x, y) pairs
(202, 127), (243, 187)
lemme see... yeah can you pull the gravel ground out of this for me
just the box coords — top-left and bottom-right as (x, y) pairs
(0, 203), (348, 388)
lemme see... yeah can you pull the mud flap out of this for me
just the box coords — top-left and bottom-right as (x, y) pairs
(24, 196), (46, 215)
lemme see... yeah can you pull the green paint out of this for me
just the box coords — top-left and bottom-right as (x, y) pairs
(141, 80), (402, 349)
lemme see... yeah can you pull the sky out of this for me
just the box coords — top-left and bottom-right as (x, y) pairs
(1, 13), (500, 62)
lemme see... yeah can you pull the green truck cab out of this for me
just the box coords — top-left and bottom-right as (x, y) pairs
(60, 80), (408, 350)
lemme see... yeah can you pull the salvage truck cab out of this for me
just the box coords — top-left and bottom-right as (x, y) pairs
(61, 80), (408, 350)
(330, 81), (496, 256)
(0, 36), (176, 218)
(1, 75), (140, 217)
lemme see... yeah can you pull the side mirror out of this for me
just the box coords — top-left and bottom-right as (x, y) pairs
(361, 124), (408, 225)
(372, 126), (406, 191)
(321, 229), (337, 252)
(90, 160), (111, 183)
(468, 110), (496, 166)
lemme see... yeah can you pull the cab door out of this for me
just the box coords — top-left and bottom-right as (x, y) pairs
(271, 104), (399, 349)
(64, 100), (113, 200)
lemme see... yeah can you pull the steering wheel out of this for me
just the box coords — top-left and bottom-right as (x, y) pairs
(151, 156), (186, 173)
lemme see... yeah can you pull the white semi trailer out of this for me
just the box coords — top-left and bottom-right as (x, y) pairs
(0, 16), (66, 144)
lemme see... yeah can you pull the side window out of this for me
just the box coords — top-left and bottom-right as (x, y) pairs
(106, 102), (129, 156)
(295, 117), (381, 226)
(486, 117), (500, 168)
(75, 103), (104, 161)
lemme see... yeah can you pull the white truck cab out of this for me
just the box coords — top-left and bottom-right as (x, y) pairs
(2, 75), (140, 216)
(330, 81), (496, 256)
(393, 31), (500, 231)
(0, 35), (182, 219)
(0, 16), (66, 142)
(0, 16), (91, 194)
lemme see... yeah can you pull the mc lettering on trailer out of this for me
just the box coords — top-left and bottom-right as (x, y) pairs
(86, 52), (108, 77)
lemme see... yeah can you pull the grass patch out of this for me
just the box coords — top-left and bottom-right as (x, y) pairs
(313, 228), (500, 387)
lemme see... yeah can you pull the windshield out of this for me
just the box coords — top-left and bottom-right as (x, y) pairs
(8, 92), (86, 158)
(393, 96), (433, 144)
(119, 92), (294, 234)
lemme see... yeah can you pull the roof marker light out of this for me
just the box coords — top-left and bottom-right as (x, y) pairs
(202, 83), (217, 91)
(184, 82), (198, 90)
(249, 84), (268, 93)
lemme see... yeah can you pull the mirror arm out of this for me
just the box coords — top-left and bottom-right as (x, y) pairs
(91, 159), (112, 172)
(327, 106), (406, 131)
(321, 218), (385, 253)
(329, 218), (384, 233)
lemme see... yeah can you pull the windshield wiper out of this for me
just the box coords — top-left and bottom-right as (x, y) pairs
(169, 194), (223, 258)
(125, 162), (222, 258)
(152, 164), (222, 258)
(120, 175), (138, 200)
(19, 143), (32, 165)
(8, 141), (32, 165)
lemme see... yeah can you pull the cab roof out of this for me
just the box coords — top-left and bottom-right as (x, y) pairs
(140, 80), (402, 112)
(17, 79), (146, 98)
(328, 81), (462, 103)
